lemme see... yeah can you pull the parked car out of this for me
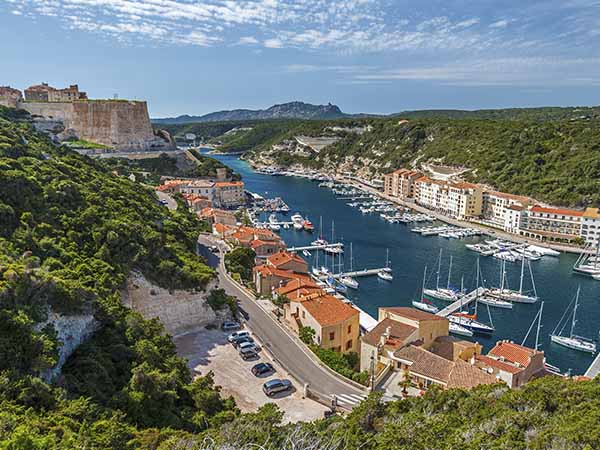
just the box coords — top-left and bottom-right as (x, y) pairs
(221, 321), (240, 331)
(238, 341), (258, 352)
(209, 245), (220, 253)
(239, 346), (258, 360)
(228, 330), (249, 343)
(232, 335), (254, 347)
(251, 362), (274, 376)
(262, 379), (292, 397)
(238, 307), (249, 321)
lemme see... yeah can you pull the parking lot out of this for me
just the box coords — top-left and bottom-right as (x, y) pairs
(174, 326), (329, 423)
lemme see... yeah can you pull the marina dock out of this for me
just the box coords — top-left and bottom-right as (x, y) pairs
(436, 287), (486, 317)
(584, 353), (600, 379)
(331, 268), (388, 279)
(287, 242), (344, 252)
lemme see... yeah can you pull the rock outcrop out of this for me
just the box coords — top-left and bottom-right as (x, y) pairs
(122, 272), (225, 336)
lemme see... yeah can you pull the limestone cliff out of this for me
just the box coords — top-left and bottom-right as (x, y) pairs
(122, 271), (225, 336)
(19, 100), (175, 151)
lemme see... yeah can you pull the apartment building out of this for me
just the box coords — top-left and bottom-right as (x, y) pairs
(414, 177), (483, 220)
(519, 206), (584, 243)
(482, 190), (535, 229)
(214, 181), (245, 208)
(581, 208), (600, 247)
(383, 169), (423, 199)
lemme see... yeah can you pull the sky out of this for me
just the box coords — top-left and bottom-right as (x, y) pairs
(1, 0), (600, 117)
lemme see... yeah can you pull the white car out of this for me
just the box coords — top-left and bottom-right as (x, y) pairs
(238, 341), (258, 352)
(228, 330), (250, 343)
(221, 321), (241, 331)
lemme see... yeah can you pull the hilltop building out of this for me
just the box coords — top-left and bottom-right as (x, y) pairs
(24, 83), (88, 102)
(157, 178), (246, 209)
(0, 86), (22, 107)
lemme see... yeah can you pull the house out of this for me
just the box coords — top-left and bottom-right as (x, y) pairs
(581, 207), (600, 247)
(383, 169), (423, 199)
(482, 190), (534, 229)
(224, 226), (286, 257)
(265, 251), (309, 273)
(473, 340), (547, 388)
(200, 207), (237, 226)
(214, 181), (245, 208)
(253, 266), (313, 297)
(378, 307), (449, 349)
(284, 290), (360, 354)
(519, 206), (584, 243)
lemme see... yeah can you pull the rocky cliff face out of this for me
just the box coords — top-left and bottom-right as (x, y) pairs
(20, 100), (175, 151)
(122, 271), (225, 336)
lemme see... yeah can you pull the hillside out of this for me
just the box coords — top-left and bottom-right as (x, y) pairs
(244, 117), (600, 207)
(153, 101), (349, 124)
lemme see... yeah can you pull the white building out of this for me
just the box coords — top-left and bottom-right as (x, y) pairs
(482, 190), (534, 229)
(581, 208), (600, 247)
(415, 177), (482, 220)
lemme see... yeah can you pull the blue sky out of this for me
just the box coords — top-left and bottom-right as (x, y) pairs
(1, 0), (600, 117)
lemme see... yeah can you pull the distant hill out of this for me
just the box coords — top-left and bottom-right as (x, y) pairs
(153, 101), (351, 124)
(394, 106), (600, 122)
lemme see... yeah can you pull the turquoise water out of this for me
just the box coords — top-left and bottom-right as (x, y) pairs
(208, 151), (600, 375)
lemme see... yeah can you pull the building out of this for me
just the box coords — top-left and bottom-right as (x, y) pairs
(519, 206), (584, 243)
(0, 86), (22, 108)
(284, 290), (360, 354)
(581, 208), (600, 247)
(473, 340), (546, 388)
(183, 194), (212, 212)
(482, 190), (535, 229)
(199, 207), (237, 226)
(414, 177), (483, 220)
(24, 83), (87, 102)
(214, 181), (245, 208)
(222, 225), (286, 257)
(252, 251), (310, 296)
(265, 251), (309, 273)
(383, 169), (423, 199)
(504, 204), (527, 234)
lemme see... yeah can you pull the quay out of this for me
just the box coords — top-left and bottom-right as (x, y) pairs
(436, 288), (486, 317)
(585, 353), (600, 379)
(287, 242), (344, 252)
(330, 268), (388, 279)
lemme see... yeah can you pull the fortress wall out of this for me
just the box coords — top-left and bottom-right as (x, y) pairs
(19, 100), (165, 150)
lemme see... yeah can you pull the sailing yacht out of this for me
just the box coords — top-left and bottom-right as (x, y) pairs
(324, 221), (344, 254)
(478, 295), (513, 309)
(550, 286), (597, 353)
(412, 266), (440, 313)
(423, 251), (460, 302)
(311, 216), (329, 246)
(377, 249), (393, 281)
(487, 258), (538, 303)
(573, 243), (600, 278)
(339, 243), (359, 290)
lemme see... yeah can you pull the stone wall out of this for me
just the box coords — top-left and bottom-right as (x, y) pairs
(19, 100), (174, 151)
(122, 272), (226, 336)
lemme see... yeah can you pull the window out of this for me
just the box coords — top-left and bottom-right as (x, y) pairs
(347, 324), (352, 334)
(329, 332), (335, 341)
(346, 339), (352, 350)
(302, 311), (305, 319)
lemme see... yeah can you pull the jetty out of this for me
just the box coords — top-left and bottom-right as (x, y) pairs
(330, 268), (388, 279)
(585, 353), (600, 379)
(287, 242), (344, 252)
(436, 287), (486, 317)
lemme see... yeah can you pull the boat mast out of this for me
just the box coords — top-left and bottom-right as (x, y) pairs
(475, 258), (480, 316)
(535, 301), (544, 350)
(350, 243), (354, 272)
(500, 260), (506, 291)
(421, 266), (427, 300)
(570, 286), (580, 338)
(436, 249), (442, 290)
(447, 256), (453, 290)
(519, 256), (525, 294)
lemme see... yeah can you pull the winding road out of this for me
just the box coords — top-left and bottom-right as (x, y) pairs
(197, 234), (368, 409)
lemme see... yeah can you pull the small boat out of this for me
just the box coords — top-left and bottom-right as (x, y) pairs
(269, 223), (281, 231)
(377, 270), (393, 281)
(303, 219), (314, 232)
(550, 286), (597, 354)
(291, 212), (304, 230)
(302, 250), (311, 257)
(449, 322), (474, 337)
(311, 267), (322, 277)
(412, 300), (439, 314)
(493, 251), (517, 263)
(478, 296), (513, 309)
(340, 276), (359, 289)
(449, 314), (494, 334)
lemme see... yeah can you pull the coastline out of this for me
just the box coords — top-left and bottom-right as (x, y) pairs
(247, 161), (588, 255)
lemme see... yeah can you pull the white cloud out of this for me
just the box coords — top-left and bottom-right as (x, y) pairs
(238, 36), (259, 45)
(264, 37), (283, 48)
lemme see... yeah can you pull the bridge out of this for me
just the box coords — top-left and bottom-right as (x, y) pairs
(287, 242), (344, 252)
(585, 353), (600, 379)
(436, 287), (486, 317)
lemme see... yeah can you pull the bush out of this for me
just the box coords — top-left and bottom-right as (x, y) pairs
(299, 326), (315, 344)
(310, 345), (369, 386)
(207, 289), (238, 317)
(224, 247), (256, 281)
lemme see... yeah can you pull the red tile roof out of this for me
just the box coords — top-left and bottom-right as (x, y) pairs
(297, 292), (358, 327)
(267, 251), (307, 270)
(488, 341), (541, 368)
(530, 206), (584, 217)
(475, 354), (523, 374)
(361, 318), (417, 350)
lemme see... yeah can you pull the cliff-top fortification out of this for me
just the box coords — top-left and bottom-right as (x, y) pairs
(0, 82), (174, 151)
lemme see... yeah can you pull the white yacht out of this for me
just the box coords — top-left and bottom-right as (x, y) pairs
(339, 243), (359, 290)
(550, 286), (597, 354)
(423, 251), (460, 302)
(449, 322), (474, 337)
(377, 249), (393, 281)
(412, 266), (438, 313)
(478, 296), (513, 309)
(487, 258), (538, 303)
(291, 212), (304, 230)
(448, 314), (494, 334)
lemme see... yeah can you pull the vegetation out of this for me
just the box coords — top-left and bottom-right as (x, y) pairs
(310, 345), (370, 386)
(62, 139), (110, 149)
(207, 288), (238, 317)
(224, 247), (256, 281)
(299, 326), (315, 344)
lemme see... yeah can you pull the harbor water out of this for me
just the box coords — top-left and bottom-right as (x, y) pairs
(207, 151), (600, 375)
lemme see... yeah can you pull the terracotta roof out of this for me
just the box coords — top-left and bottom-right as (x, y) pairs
(488, 341), (541, 368)
(381, 307), (447, 322)
(430, 335), (476, 361)
(451, 181), (479, 190)
(267, 251), (307, 270)
(475, 354), (523, 374)
(298, 293), (358, 327)
(215, 181), (244, 187)
(253, 265), (303, 281)
(278, 285), (323, 300)
(530, 205), (584, 217)
(506, 204), (524, 211)
(213, 223), (234, 235)
(394, 345), (454, 384)
(447, 359), (497, 389)
(583, 207), (600, 219)
(361, 318), (417, 350)
(484, 190), (534, 203)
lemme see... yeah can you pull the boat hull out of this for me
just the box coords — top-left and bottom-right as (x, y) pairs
(550, 335), (596, 353)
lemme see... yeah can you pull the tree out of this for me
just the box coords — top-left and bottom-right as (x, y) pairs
(224, 247), (256, 281)
(299, 326), (316, 345)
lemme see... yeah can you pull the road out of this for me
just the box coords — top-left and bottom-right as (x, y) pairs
(197, 234), (368, 409)
(156, 190), (177, 210)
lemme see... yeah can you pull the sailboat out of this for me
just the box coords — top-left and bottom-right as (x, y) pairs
(339, 243), (359, 289)
(448, 276), (474, 337)
(324, 221), (343, 254)
(412, 266), (440, 313)
(449, 259), (495, 334)
(377, 249), (393, 281)
(311, 232), (322, 277)
(550, 286), (597, 353)
(573, 243), (600, 278)
(311, 216), (328, 246)
(423, 250), (459, 302)
(487, 258), (538, 303)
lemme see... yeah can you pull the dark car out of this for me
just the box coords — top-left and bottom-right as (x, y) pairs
(232, 335), (254, 347)
(262, 379), (292, 397)
(239, 346), (258, 360)
(251, 362), (274, 376)
(238, 307), (250, 321)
